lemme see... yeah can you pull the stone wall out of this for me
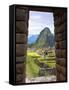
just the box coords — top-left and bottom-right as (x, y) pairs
(15, 6), (67, 84)
(54, 9), (67, 81)
(16, 7), (29, 84)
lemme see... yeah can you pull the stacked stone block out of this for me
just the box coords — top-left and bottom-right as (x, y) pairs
(16, 7), (28, 83)
(54, 9), (67, 81)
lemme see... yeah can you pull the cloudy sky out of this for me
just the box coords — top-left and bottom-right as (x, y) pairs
(28, 11), (54, 37)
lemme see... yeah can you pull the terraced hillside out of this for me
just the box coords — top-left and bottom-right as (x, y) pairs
(26, 49), (56, 82)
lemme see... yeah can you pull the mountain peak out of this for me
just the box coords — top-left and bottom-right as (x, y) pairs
(41, 27), (51, 34)
(35, 27), (55, 48)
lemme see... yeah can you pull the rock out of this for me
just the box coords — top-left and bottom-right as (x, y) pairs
(39, 68), (46, 76)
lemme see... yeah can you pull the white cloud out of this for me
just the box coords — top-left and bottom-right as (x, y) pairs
(29, 11), (42, 20)
(30, 15), (41, 20)
(28, 11), (54, 36)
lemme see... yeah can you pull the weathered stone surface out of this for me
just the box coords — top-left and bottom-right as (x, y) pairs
(16, 63), (26, 83)
(58, 40), (66, 49)
(16, 73), (26, 83)
(16, 8), (28, 21)
(59, 73), (66, 81)
(55, 23), (66, 34)
(61, 40), (66, 49)
(56, 64), (66, 76)
(55, 33), (62, 41)
(55, 42), (59, 49)
(16, 56), (26, 63)
(54, 10), (65, 18)
(16, 44), (27, 56)
(55, 40), (66, 49)
(16, 33), (27, 43)
(56, 71), (66, 81)
(16, 21), (28, 35)
(62, 31), (66, 40)
(56, 49), (62, 58)
(61, 49), (66, 58)
(16, 74), (23, 82)
(15, 7), (29, 84)
(16, 63), (25, 74)
(56, 58), (66, 66)
(54, 16), (64, 26)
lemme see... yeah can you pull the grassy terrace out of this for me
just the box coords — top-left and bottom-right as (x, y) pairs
(26, 50), (56, 78)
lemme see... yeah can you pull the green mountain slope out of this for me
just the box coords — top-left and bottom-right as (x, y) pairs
(35, 27), (55, 48)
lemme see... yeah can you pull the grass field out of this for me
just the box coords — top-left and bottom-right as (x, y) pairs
(26, 49), (56, 79)
(26, 51), (40, 78)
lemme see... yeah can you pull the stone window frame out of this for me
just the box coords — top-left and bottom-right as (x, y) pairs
(9, 5), (67, 85)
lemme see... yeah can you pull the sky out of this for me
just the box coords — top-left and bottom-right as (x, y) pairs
(28, 11), (54, 37)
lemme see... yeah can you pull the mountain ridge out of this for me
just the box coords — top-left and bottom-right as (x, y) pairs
(35, 27), (55, 48)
